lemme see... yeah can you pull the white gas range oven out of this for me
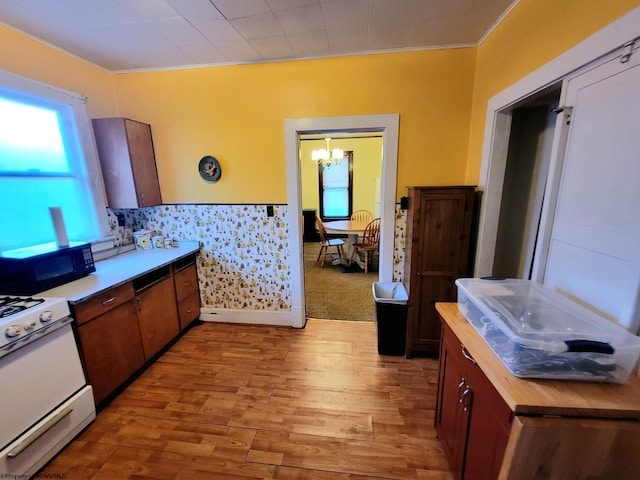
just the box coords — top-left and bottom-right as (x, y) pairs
(0, 295), (96, 476)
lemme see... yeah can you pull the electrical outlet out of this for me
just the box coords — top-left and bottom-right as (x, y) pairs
(266, 205), (274, 217)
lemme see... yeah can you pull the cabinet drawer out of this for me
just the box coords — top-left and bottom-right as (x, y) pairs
(174, 264), (198, 301)
(178, 290), (201, 330)
(73, 282), (135, 325)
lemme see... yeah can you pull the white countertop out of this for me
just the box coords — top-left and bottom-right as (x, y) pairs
(39, 242), (200, 303)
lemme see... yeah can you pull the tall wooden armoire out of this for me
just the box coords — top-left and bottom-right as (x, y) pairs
(403, 186), (476, 357)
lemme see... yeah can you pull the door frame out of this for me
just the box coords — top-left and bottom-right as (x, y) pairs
(285, 114), (400, 328)
(474, 7), (640, 278)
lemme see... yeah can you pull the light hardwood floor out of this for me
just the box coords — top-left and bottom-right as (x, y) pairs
(42, 320), (453, 479)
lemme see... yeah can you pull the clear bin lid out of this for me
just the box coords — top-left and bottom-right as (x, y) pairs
(455, 278), (640, 352)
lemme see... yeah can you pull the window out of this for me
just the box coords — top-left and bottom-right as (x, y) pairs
(318, 151), (353, 220)
(0, 70), (107, 252)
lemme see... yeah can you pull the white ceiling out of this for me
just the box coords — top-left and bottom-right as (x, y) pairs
(0, 0), (518, 72)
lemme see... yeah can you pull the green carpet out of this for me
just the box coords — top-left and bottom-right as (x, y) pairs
(303, 242), (377, 322)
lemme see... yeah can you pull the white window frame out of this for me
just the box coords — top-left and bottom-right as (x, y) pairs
(0, 69), (109, 250)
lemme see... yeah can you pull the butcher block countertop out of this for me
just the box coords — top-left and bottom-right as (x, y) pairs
(39, 242), (200, 304)
(436, 302), (640, 420)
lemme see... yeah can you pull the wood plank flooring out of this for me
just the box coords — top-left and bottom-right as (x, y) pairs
(41, 319), (454, 479)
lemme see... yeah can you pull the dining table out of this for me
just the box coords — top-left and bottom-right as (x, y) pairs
(323, 219), (370, 267)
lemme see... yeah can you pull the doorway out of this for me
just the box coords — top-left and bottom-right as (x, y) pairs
(474, 10), (640, 334)
(491, 88), (560, 279)
(285, 114), (400, 328)
(474, 10), (638, 280)
(300, 133), (382, 322)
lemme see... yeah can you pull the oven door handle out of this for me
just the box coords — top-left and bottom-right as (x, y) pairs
(7, 405), (74, 458)
(0, 316), (72, 359)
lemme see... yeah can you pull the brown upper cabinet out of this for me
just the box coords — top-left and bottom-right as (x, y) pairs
(92, 117), (162, 208)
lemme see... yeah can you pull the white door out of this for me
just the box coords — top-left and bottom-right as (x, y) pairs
(542, 49), (640, 333)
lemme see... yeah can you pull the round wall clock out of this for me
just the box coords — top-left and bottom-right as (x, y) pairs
(198, 155), (221, 182)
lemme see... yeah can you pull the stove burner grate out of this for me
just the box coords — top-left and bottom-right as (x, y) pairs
(0, 296), (45, 319)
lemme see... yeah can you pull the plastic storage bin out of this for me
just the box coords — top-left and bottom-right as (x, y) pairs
(455, 278), (640, 383)
(372, 282), (408, 356)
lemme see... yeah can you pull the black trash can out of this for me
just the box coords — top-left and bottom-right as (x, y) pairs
(372, 282), (408, 356)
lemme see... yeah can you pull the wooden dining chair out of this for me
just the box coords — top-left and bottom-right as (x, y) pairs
(315, 217), (346, 267)
(350, 210), (373, 242)
(351, 209), (373, 223)
(348, 218), (380, 274)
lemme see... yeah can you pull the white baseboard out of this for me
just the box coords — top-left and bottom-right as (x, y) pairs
(199, 307), (297, 327)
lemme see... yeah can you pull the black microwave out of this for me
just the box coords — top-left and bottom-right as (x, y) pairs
(0, 242), (95, 295)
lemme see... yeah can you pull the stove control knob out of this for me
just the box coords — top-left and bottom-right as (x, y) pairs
(23, 320), (37, 331)
(5, 325), (22, 338)
(39, 311), (54, 323)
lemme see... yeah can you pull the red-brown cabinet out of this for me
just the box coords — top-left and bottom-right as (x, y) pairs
(435, 321), (512, 480)
(435, 303), (640, 480)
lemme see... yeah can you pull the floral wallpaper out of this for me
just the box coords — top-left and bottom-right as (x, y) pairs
(393, 207), (407, 281)
(107, 205), (406, 312)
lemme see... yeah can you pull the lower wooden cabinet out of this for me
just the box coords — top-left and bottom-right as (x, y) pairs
(436, 303), (640, 480)
(173, 259), (201, 330)
(435, 321), (512, 480)
(76, 294), (145, 406)
(177, 290), (200, 330)
(135, 275), (179, 361)
(73, 254), (200, 407)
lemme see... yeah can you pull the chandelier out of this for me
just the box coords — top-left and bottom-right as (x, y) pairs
(311, 137), (344, 166)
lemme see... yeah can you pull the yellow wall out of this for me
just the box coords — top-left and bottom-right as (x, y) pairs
(0, 25), (116, 118)
(110, 49), (476, 204)
(465, 0), (640, 183)
(300, 137), (383, 217)
(2, 1), (638, 205)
